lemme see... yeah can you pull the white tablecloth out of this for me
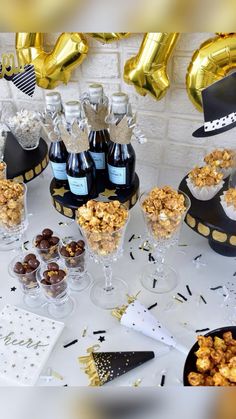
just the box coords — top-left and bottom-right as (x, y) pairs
(0, 166), (234, 387)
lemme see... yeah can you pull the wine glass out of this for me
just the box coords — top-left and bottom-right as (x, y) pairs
(37, 262), (74, 319)
(59, 237), (92, 292)
(0, 181), (28, 251)
(140, 190), (191, 294)
(9, 253), (44, 308)
(79, 213), (130, 310)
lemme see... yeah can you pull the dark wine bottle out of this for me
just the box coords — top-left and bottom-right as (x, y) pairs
(46, 92), (68, 186)
(107, 93), (136, 188)
(64, 102), (96, 199)
(85, 84), (110, 175)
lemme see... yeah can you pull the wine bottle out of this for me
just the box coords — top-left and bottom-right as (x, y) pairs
(46, 92), (68, 186)
(107, 93), (136, 188)
(84, 84), (110, 175)
(64, 104), (96, 199)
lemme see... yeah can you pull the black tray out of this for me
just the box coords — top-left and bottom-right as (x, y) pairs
(179, 175), (236, 256)
(50, 173), (140, 219)
(4, 132), (48, 183)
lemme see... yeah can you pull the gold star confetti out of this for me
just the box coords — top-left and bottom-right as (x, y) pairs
(99, 188), (117, 198)
(52, 187), (69, 197)
(132, 378), (142, 387)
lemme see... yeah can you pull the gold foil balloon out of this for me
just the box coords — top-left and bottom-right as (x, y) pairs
(124, 33), (179, 100)
(88, 33), (130, 43)
(16, 33), (88, 89)
(187, 33), (236, 111)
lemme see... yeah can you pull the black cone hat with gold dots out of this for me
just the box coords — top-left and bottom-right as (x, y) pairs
(79, 347), (155, 386)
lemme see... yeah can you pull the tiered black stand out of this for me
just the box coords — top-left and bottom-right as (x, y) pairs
(179, 175), (236, 257)
(50, 174), (140, 219)
(4, 133), (49, 183)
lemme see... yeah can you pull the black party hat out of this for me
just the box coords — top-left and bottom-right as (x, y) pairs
(79, 346), (155, 386)
(193, 73), (236, 138)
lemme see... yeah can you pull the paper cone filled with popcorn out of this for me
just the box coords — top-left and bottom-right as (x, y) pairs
(112, 297), (187, 354)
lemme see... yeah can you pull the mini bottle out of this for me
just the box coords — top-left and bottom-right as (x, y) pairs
(107, 93), (136, 188)
(46, 92), (68, 186)
(64, 104), (96, 200)
(83, 84), (110, 176)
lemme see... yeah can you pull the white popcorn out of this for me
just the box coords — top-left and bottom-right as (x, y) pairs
(7, 110), (42, 150)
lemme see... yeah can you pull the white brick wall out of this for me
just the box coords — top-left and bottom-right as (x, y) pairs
(1, 32), (235, 190)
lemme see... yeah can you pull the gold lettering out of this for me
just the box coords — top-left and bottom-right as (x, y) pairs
(0, 53), (25, 78)
(0, 331), (49, 349)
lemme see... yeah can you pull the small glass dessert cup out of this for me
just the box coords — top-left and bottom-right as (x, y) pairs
(140, 189), (191, 294)
(9, 253), (43, 308)
(0, 161), (7, 179)
(0, 180), (28, 251)
(79, 218), (129, 310)
(33, 229), (60, 262)
(59, 238), (92, 292)
(37, 262), (74, 319)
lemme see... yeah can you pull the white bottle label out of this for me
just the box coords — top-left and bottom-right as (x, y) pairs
(67, 175), (88, 195)
(108, 164), (126, 185)
(50, 161), (67, 180)
(89, 151), (105, 170)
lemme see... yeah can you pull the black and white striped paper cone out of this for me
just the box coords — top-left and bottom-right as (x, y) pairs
(11, 65), (36, 97)
(113, 299), (188, 355)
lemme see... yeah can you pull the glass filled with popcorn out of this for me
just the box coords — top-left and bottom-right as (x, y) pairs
(6, 109), (42, 150)
(140, 186), (191, 294)
(0, 180), (28, 250)
(77, 200), (129, 309)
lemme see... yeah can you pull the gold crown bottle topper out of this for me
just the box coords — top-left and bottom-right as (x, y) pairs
(84, 103), (108, 131)
(40, 113), (61, 142)
(109, 116), (133, 145)
(59, 121), (89, 153)
(83, 103), (108, 131)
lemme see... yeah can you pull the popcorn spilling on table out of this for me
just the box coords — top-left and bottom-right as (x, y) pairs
(220, 188), (236, 221)
(79, 345), (155, 386)
(141, 186), (187, 240)
(0, 180), (25, 229)
(186, 165), (224, 201)
(112, 296), (188, 354)
(204, 149), (235, 179)
(6, 110), (41, 150)
(77, 200), (128, 257)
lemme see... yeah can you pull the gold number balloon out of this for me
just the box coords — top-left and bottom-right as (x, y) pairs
(16, 33), (88, 89)
(124, 33), (179, 100)
(187, 33), (236, 112)
(88, 33), (130, 43)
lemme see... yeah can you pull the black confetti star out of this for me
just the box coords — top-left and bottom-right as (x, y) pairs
(98, 336), (105, 343)
(11, 287), (17, 292)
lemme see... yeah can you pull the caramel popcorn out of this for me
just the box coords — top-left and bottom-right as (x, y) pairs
(0, 161), (6, 180)
(76, 200), (128, 256)
(188, 166), (223, 188)
(204, 149), (235, 169)
(141, 186), (186, 240)
(188, 331), (236, 386)
(0, 180), (25, 229)
(224, 188), (236, 210)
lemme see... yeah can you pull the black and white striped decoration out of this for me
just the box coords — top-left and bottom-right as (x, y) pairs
(11, 64), (36, 97)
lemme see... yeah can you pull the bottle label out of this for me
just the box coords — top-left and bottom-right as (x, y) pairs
(67, 175), (88, 195)
(108, 164), (126, 185)
(89, 151), (105, 170)
(50, 161), (67, 180)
